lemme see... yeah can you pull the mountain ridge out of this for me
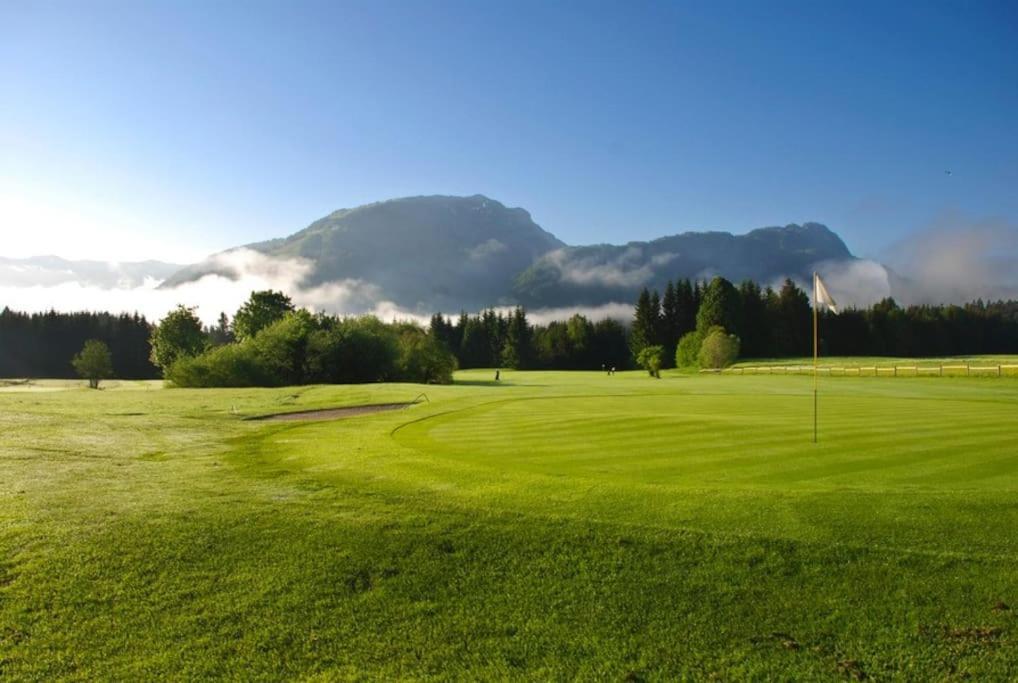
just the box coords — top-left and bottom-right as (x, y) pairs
(161, 194), (857, 311)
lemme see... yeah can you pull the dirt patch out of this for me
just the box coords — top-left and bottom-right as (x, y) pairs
(251, 403), (412, 422)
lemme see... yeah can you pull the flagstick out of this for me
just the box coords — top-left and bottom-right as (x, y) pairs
(813, 272), (819, 444)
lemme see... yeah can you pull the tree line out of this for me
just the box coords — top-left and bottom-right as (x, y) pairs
(428, 308), (631, 371)
(2, 278), (1017, 382)
(626, 277), (1018, 368)
(0, 308), (158, 379)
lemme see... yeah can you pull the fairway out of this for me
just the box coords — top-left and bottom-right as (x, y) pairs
(2, 371), (1017, 679)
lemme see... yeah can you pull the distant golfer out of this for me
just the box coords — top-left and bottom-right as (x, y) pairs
(495, 370), (500, 381)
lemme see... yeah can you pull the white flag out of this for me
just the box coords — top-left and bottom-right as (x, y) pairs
(815, 273), (838, 314)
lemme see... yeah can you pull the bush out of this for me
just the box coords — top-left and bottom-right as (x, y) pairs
(306, 317), (400, 384)
(397, 329), (457, 384)
(675, 330), (704, 369)
(166, 342), (271, 387)
(165, 309), (457, 388)
(697, 327), (740, 369)
(636, 345), (664, 378)
(251, 310), (317, 385)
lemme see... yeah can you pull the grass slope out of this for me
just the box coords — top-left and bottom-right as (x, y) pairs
(1, 371), (1017, 679)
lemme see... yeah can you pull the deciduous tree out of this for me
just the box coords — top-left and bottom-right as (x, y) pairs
(72, 339), (113, 389)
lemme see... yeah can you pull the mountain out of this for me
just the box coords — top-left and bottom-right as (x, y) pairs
(163, 195), (857, 312)
(513, 223), (853, 307)
(162, 195), (564, 312)
(0, 255), (183, 289)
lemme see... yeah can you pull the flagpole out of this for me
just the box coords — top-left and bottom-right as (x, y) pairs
(813, 272), (818, 444)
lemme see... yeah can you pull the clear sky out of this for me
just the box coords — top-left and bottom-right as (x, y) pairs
(2, 0), (1016, 263)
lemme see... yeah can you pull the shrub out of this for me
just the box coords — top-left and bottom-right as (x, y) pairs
(166, 342), (272, 387)
(697, 327), (740, 369)
(397, 330), (457, 384)
(675, 330), (704, 369)
(636, 345), (664, 378)
(305, 317), (400, 384)
(251, 310), (317, 385)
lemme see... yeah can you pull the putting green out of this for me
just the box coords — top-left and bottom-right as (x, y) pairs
(394, 388), (1018, 490)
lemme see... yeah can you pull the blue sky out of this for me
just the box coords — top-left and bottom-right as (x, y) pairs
(2, 0), (1016, 262)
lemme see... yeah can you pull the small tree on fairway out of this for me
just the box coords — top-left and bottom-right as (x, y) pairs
(636, 344), (664, 378)
(697, 326), (740, 369)
(72, 339), (113, 389)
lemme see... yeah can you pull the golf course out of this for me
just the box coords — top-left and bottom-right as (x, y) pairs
(2, 368), (1017, 680)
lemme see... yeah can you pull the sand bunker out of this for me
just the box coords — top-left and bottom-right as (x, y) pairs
(253, 403), (412, 422)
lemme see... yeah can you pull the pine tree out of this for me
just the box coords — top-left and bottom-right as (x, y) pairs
(676, 279), (697, 338)
(501, 307), (532, 369)
(459, 316), (490, 369)
(696, 277), (742, 335)
(769, 279), (810, 356)
(630, 288), (660, 359)
(738, 280), (769, 357)
(649, 290), (663, 346)
(661, 281), (679, 367)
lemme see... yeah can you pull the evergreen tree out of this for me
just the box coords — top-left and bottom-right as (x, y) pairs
(206, 312), (234, 346)
(501, 307), (532, 369)
(565, 314), (592, 368)
(459, 316), (491, 369)
(675, 278), (697, 339)
(649, 290), (663, 345)
(630, 288), (660, 359)
(661, 281), (680, 368)
(481, 309), (502, 367)
(695, 276), (742, 335)
(737, 280), (769, 357)
(769, 279), (811, 356)
(429, 313), (456, 352)
(593, 318), (631, 370)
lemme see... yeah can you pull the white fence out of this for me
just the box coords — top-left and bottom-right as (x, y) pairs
(701, 364), (1018, 377)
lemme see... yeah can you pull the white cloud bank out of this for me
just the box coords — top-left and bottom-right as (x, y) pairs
(883, 214), (1018, 304)
(545, 247), (678, 288)
(0, 247), (630, 327)
(0, 249), (420, 325)
(805, 214), (1018, 309)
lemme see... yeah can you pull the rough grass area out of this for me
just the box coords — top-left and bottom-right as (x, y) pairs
(1, 370), (1017, 679)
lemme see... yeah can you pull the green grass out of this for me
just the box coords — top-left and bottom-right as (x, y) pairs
(2, 370), (1017, 679)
